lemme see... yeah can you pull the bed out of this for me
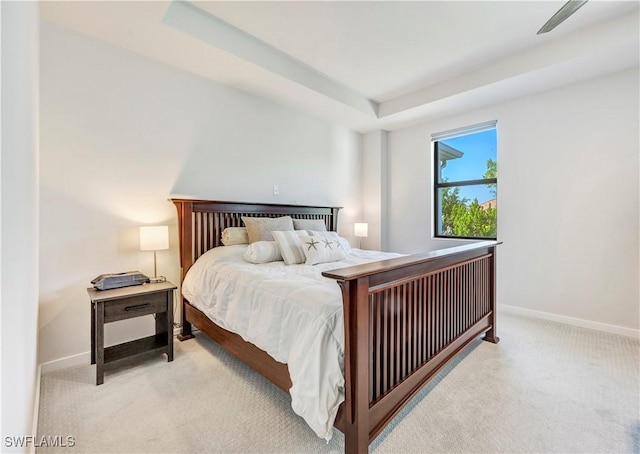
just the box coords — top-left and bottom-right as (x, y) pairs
(172, 198), (500, 453)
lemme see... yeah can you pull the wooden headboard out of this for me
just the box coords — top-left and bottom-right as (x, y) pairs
(171, 199), (341, 280)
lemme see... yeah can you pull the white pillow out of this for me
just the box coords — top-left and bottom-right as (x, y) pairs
(272, 230), (307, 265)
(293, 218), (327, 232)
(242, 216), (294, 243)
(221, 227), (249, 246)
(299, 233), (347, 265)
(243, 241), (282, 264)
(308, 230), (351, 252)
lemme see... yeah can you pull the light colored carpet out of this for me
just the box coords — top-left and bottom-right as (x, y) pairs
(37, 312), (640, 453)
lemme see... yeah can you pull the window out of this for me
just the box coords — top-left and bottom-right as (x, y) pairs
(433, 122), (497, 240)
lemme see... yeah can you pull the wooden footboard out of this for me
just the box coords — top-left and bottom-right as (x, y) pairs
(323, 241), (499, 453)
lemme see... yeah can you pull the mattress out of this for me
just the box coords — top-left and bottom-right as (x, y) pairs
(181, 244), (402, 440)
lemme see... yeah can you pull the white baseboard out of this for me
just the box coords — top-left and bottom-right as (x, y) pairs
(40, 327), (184, 374)
(40, 351), (90, 375)
(498, 304), (639, 339)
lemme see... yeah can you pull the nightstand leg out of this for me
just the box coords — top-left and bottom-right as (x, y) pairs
(95, 302), (104, 385)
(167, 291), (174, 362)
(155, 294), (174, 362)
(90, 302), (96, 365)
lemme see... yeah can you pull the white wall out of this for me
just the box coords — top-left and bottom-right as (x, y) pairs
(39, 22), (362, 366)
(386, 68), (639, 333)
(1, 1), (40, 447)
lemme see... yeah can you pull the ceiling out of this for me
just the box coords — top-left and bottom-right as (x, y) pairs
(41, 1), (639, 133)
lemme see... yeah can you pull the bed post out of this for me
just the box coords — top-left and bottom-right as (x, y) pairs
(482, 244), (500, 344)
(173, 199), (195, 341)
(340, 277), (370, 454)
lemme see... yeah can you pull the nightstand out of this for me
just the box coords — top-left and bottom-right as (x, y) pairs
(87, 281), (176, 385)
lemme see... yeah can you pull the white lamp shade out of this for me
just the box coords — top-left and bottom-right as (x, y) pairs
(354, 222), (369, 238)
(139, 225), (169, 251)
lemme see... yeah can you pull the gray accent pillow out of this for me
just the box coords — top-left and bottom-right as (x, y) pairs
(293, 218), (327, 232)
(242, 216), (294, 243)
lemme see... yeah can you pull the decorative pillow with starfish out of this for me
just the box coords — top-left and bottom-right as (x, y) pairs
(299, 232), (347, 265)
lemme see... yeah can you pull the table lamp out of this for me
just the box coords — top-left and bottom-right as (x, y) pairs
(354, 222), (368, 249)
(139, 225), (169, 282)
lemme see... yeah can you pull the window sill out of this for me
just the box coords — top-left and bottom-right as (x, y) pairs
(432, 236), (497, 242)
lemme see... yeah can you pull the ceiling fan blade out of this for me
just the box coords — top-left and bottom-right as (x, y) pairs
(537, 0), (589, 34)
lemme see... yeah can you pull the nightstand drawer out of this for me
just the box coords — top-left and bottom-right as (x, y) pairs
(103, 291), (167, 323)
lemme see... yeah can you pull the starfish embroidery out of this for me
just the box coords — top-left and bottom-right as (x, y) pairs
(306, 238), (319, 251)
(322, 238), (333, 249)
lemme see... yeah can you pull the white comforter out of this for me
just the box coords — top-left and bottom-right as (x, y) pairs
(181, 245), (401, 441)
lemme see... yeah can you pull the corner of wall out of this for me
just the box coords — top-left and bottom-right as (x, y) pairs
(1, 1), (40, 448)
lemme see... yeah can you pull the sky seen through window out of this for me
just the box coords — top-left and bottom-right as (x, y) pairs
(440, 129), (496, 204)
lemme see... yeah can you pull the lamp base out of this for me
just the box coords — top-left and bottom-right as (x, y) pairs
(149, 276), (167, 283)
